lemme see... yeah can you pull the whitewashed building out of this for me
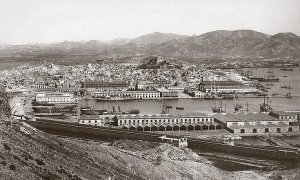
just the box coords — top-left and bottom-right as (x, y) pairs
(35, 93), (77, 104)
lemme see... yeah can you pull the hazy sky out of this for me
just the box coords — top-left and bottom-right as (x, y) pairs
(1, 0), (299, 44)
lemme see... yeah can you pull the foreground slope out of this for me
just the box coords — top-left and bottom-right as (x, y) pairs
(2, 119), (300, 180)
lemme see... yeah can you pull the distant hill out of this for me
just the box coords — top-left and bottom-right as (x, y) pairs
(0, 30), (299, 62)
(253, 32), (300, 57)
(128, 32), (189, 45)
(151, 30), (300, 59)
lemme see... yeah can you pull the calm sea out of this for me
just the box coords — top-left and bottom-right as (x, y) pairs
(87, 67), (300, 114)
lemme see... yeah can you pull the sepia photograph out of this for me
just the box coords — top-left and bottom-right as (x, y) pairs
(0, 0), (300, 179)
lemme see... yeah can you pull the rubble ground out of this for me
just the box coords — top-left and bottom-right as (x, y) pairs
(1, 119), (299, 180)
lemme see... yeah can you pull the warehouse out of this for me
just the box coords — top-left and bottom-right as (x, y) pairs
(213, 112), (299, 135)
(115, 113), (221, 131)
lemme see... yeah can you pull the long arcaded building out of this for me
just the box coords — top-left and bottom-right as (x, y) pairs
(115, 113), (221, 131)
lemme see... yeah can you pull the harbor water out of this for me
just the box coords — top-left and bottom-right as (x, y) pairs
(85, 67), (300, 115)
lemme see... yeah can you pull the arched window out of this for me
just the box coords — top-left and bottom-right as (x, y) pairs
(265, 128), (269, 133)
(253, 129), (257, 133)
(277, 128), (281, 133)
(241, 129), (245, 133)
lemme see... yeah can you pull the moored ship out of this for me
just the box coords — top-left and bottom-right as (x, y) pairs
(212, 101), (226, 113)
(260, 96), (273, 112)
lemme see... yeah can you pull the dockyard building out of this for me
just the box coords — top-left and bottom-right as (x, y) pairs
(269, 111), (300, 128)
(81, 81), (128, 90)
(35, 93), (77, 104)
(213, 112), (299, 135)
(199, 80), (257, 93)
(115, 113), (221, 131)
(78, 114), (115, 126)
(269, 111), (299, 122)
(156, 87), (178, 98)
(192, 91), (205, 98)
(93, 91), (161, 100)
(33, 81), (81, 92)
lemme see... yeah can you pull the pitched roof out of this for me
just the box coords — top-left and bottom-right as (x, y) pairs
(213, 112), (282, 123)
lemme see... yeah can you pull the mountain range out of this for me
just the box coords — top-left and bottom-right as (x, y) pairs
(0, 30), (299, 61)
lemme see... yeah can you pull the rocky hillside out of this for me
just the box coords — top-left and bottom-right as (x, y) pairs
(0, 91), (11, 119)
(151, 30), (300, 58)
(1, 118), (300, 179)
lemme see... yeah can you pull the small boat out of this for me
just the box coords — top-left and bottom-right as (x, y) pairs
(280, 68), (293, 71)
(176, 107), (184, 110)
(285, 93), (292, 98)
(281, 85), (288, 88)
(222, 94), (234, 100)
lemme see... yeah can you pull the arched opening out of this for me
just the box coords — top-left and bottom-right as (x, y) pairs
(288, 127), (293, 132)
(137, 126), (143, 131)
(265, 128), (269, 133)
(241, 129), (245, 133)
(159, 126), (166, 131)
(253, 129), (257, 133)
(122, 126), (128, 130)
(129, 126), (136, 131)
(173, 125), (180, 131)
(216, 124), (223, 130)
(195, 125), (201, 130)
(180, 125), (187, 131)
(188, 125), (194, 131)
(166, 126), (173, 131)
(202, 125), (208, 130)
(277, 128), (281, 133)
(151, 126), (158, 131)
(209, 125), (215, 130)
(144, 126), (150, 131)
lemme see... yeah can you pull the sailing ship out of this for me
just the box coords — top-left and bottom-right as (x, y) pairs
(260, 96), (273, 113)
(235, 102), (249, 113)
(212, 101), (226, 113)
(161, 99), (171, 114)
(80, 100), (107, 115)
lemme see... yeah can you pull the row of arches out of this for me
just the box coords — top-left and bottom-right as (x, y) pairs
(240, 127), (293, 133)
(122, 124), (223, 131)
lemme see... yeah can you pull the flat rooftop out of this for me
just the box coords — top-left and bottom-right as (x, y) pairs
(117, 113), (210, 119)
(36, 93), (72, 98)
